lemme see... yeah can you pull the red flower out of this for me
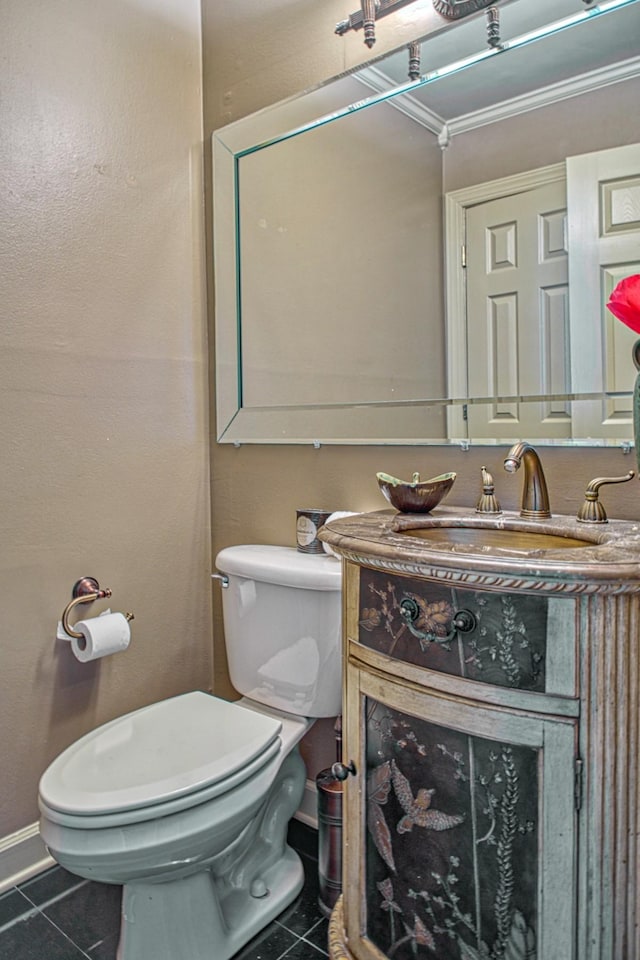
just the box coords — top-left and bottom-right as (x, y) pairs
(606, 274), (640, 335)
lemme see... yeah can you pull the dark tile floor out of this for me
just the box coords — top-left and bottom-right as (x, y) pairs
(0, 821), (329, 960)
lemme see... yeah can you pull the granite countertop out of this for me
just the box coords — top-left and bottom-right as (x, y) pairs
(319, 505), (640, 592)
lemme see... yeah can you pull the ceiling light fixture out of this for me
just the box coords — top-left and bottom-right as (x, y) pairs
(335, 0), (497, 48)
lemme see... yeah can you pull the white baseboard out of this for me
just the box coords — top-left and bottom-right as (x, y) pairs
(294, 778), (318, 830)
(0, 823), (54, 894)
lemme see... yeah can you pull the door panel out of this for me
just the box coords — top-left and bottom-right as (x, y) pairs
(343, 666), (578, 960)
(567, 142), (640, 438)
(465, 180), (570, 439)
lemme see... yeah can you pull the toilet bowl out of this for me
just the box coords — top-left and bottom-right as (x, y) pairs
(38, 545), (342, 960)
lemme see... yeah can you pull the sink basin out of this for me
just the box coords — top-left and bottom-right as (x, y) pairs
(399, 524), (596, 553)
(320, 508), (640, 585)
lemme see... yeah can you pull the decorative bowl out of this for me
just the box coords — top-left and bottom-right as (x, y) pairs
(376, 471), (456, 513)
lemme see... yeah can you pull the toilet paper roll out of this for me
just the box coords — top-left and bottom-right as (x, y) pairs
(322, 511), (359, 558)
(70, 612), (131, 663)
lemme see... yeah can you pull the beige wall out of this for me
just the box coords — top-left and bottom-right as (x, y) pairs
(203, 3), (640, 776)
(1, 0), (211, 838)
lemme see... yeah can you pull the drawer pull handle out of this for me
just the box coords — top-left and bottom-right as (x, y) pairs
(399, 598), (477, 646)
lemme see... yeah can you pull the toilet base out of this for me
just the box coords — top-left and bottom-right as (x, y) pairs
(116, 748), (308, 960)
(117, 844), (304, 960)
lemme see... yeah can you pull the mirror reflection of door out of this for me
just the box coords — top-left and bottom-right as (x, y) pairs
(464, 180), (570, 440)
(568, 142), (640, 440)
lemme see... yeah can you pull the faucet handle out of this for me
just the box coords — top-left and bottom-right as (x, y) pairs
(576, 472), (635, 524)
(476, 466), (502, 514)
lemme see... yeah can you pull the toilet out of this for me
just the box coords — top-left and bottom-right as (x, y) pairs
(38, 545), (342, 960)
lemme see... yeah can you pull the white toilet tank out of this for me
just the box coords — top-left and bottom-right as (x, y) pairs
(215, 545), (342, 718)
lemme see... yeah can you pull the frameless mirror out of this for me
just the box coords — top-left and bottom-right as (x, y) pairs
(213, 0), (640, 445)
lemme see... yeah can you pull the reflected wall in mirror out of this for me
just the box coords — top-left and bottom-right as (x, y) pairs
(212, 0), (640, 445)
(238, 97), (444, 410)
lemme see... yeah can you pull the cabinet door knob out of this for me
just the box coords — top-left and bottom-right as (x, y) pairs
(331, 760), (357, 780)
(452, 610), (477, 633)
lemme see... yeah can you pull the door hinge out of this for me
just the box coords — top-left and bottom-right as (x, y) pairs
(574, 757), (584, 811)
(462, 403), (468, 421)
(461, 244), (467, 268)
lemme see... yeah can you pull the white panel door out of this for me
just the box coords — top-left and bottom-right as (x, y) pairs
(567, 142), (640, 440)
(465, 180), (570, 440)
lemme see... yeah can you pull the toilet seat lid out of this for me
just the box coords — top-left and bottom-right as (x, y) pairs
(39, 692), (282, 816)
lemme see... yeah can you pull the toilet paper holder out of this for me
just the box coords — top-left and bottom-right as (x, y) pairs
(61, 577), (133, 640)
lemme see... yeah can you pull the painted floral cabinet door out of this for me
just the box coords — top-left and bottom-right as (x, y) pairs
(342, 667), (578, 960)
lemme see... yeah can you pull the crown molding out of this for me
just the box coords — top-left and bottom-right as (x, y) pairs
(355, 54), (640, 139)
(354, 65), (445, 134)
(448, 54), (640, 135)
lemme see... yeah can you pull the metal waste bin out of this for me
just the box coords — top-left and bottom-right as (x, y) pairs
(316, 766), (343, 917)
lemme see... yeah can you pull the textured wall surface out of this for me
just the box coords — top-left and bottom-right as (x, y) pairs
(0, 0), (211, 836)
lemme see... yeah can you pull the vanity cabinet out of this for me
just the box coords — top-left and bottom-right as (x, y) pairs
(322, 509), (640, 960)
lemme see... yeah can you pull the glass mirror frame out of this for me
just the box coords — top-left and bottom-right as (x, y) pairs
(213, 0), (640, 446)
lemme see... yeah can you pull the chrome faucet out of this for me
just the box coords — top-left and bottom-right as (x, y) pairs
(503, 441), (551, 519)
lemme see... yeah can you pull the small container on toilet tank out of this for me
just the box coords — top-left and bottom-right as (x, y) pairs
(296, 509), (331, 554)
